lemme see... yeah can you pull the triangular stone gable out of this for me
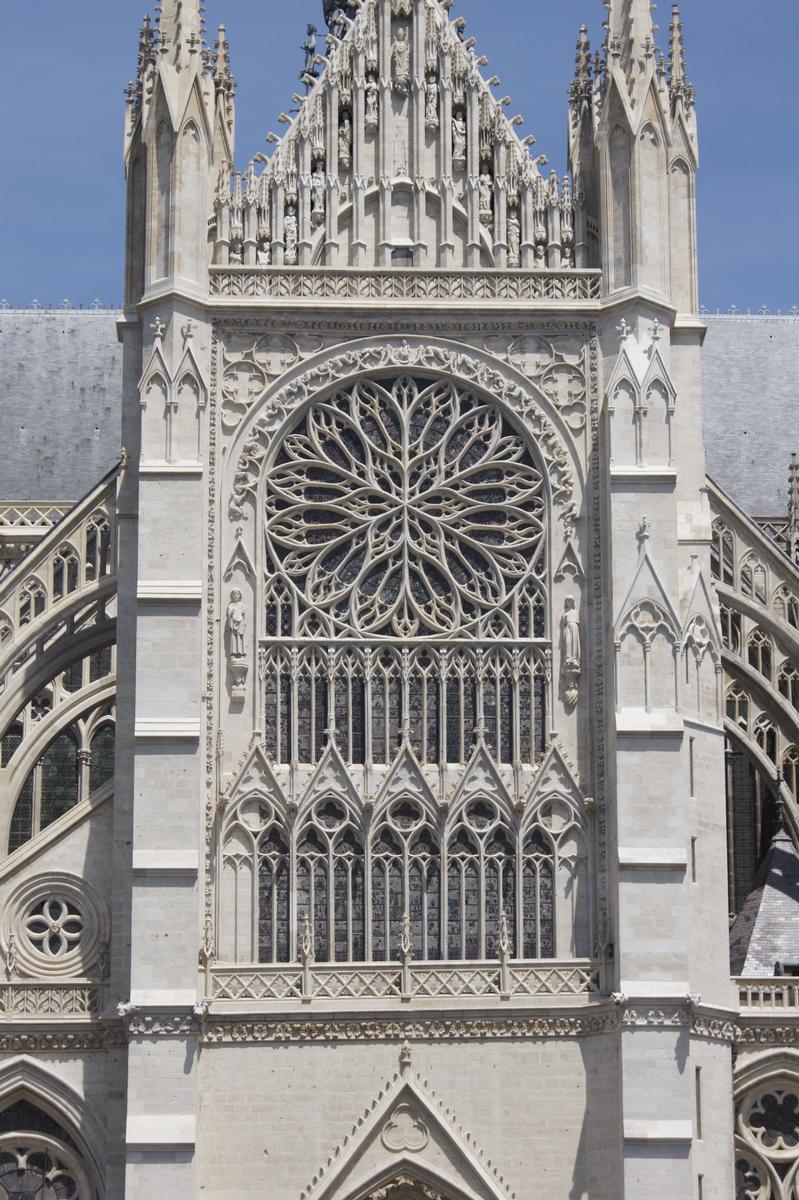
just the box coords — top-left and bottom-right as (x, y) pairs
(525, 739), (585, 817)
(219, 0), (575, 272)
(615, 549), (680, 635)
(301, 740), (361, 819)
(449, 744), (513, 819)
(375, 744), (439, 823)
(300, 1071), (514, 1200)
(682, 568), (720, 651)
(641, 347), (677, 406)
(604, 341), (646, 404)
(222, 741), (286, 810)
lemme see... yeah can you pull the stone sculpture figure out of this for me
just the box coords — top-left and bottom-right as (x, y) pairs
(226, 590), (247, 659)
(284, 208), (298, 264)
(507, 207), (521, 266)
(392, 26), (411, 93)
(479, 170), (494, 224)
(425, 79), (439, 128)
(311, 165), (326, 227)
(561, 594), (581, 709)
(302, 25), (317, 77)
(452, 112), (466, 165)
(365, 77), (379, 130)
(338, 113), (352, 168)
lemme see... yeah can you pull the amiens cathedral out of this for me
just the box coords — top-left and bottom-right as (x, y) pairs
(1, 0), (799, 1195)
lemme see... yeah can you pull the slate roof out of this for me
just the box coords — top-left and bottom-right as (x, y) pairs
(730, 819), (799, 977)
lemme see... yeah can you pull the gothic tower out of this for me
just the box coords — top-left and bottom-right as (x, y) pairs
(112, 0), (733, 1196)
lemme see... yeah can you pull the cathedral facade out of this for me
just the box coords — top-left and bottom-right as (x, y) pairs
(0, 1), (798, 1197)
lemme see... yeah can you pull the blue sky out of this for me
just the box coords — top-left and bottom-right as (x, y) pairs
(1, 0), (797, 310)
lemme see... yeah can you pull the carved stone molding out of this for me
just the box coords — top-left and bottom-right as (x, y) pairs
(209, 268), (602, 303)
(0, 1025), (126, 1053)
(200, 1012), (617, 1044)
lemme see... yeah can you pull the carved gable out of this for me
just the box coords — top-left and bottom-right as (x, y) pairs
(213, 0), (577, 272)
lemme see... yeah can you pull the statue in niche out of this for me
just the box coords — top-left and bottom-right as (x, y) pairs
(284, 207), (298, 264)
(311, 164), (326, 227)
(507, 206), (521, 266)
(229, 241), (243, 265)
(392, 26), (411, 94)
(256, 238), (271, 266)
(425, 77), (439, 128)
(226, 590), (247, 659)
(338, 113), (352, 168)
(452, 112), (467, 165)
(365, 77), (379, 130)
(478, 170), (494, 225)
(561, 594), (581, 710)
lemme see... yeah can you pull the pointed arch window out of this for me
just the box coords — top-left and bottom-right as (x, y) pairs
(726, 683), (750, 732)
(296, 799), (365, 963)
(784, 747), (799, 799)
(711, 521), (734, 587)
(748, 630), (774, 682)
(774, 585), (799, 631)
(719, 604), (742, 655)
(779, 664), (799, 711)
(754, 716), (778, 765)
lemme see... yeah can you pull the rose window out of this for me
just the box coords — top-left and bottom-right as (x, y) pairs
(265, 376), (547, 640)
(23, 899), (84, 959)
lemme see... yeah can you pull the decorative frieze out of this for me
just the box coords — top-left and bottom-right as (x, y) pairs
(210, 268), (602, 303)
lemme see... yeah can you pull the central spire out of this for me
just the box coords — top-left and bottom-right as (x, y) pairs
(605, 0), (658, 104)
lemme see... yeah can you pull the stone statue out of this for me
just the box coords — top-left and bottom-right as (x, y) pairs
(479, 170), (494, 223)
(311, 165), (326, 227)
(365, 77), (379, 130)
(226, 590), (247, 659)
(338, 113), (352, 168)
(425, 79), (439, 128)
(392, 26), (410, 93)
(302, 25), (317, 77)
(284, 208), (298, 265)
(452, 112), (467, 164)
(507, 207), (521, 267)
(561, 595), (581, 668)
(561, 594), (581, 709)
(229, 241), (243, 265)
(256, 238), (271, 266)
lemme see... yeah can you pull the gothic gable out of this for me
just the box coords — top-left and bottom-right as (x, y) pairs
(213, 0), (578, 271)
(299, 1065), (514, 1200)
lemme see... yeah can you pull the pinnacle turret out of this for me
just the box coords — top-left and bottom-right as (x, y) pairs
(604, 0), (658, 104)
(668, 4), (695, 115)
(571, 26), (594, 111)
(155, 0), (205, 72)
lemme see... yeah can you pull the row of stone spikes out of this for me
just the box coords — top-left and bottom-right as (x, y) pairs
(0, 299), (117, 311)
(699, 305), (799, 317)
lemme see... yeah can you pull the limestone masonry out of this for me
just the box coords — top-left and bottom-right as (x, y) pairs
(0, 1), (798, 1197)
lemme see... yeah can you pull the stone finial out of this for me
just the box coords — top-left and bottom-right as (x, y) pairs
(399, 1040), (412, 1075)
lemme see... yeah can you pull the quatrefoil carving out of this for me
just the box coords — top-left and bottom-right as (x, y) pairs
(381, 1105), (430, 1154)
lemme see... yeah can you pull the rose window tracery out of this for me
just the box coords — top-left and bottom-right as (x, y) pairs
(23, 899), (84, 959)
(736, 1080), (799, 1199)
(265, 376), (547, 640)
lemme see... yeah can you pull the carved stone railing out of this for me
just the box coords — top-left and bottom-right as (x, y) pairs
(738, 979), (799, 1010)
(0, 983), (100, 1019)
(209, 267), (602, 304)
(210, 960), (600, 1004)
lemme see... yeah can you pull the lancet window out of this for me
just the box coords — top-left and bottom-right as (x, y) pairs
(748, 631), (774, 682)
(7, 707), (115, 855)
(221, 790), (590, 966)
(711, 521), (735, 587)
(260, 375), (550, 770)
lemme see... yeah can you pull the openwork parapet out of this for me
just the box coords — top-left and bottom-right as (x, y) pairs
(209, 268), (602, 303)
(210, 960), (599, 1003)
